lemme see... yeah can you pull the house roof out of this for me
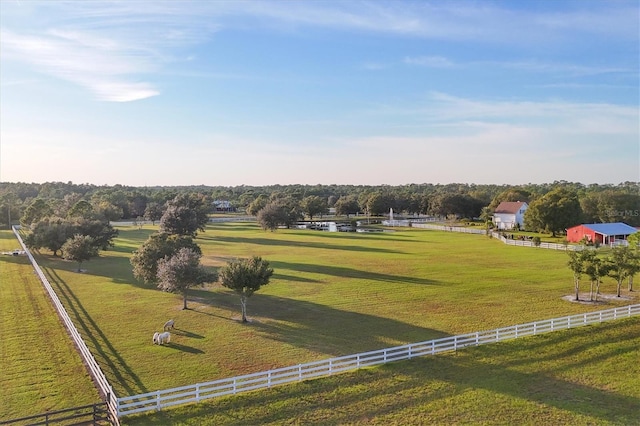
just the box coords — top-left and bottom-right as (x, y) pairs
(494, 201), (527, 214)
(581, 222), (638, 236)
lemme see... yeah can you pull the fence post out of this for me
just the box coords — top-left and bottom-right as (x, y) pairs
(408, 344), (412, 359)
(299, 364), (302, 381)
(268, 371), (272, 387)
(196, 383), (200, 402)
(156, 391), (161, 411)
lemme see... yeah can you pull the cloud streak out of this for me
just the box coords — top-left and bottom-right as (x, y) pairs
(1, 28), (159, 102)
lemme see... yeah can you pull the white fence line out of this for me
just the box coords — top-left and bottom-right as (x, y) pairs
(11, 226), (120, 426)
(116, 304), (640, 417)
(406, 223), (583, 251)
(410, 223), (487, 235)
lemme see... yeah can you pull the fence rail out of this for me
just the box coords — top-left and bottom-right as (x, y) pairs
(0, 403), (109, 425)
(11, 226), (120, 426)
(408, 223), (583, 251)
(409, 223), (487, 234)
(116, 304), (640, 417)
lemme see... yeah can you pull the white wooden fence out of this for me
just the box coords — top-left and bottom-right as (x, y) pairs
(11, 226), (120, 426)
(410, 223), (487, 235)
(116, 304), (640, 417)
(407, 223), (583, 251)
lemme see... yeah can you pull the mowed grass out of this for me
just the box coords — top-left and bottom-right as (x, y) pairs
(123, 316), (640, 425)
(5, 222), (639, 422)
(0, 230), (100, 421)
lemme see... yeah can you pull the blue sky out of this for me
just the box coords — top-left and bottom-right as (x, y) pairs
(1, 0), (638, 186)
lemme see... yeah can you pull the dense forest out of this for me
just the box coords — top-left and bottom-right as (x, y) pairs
(1, 181), (639, 231)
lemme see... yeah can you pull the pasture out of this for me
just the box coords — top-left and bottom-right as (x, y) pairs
(0, 230), (100, 421)
(123, 316), (640, 425)
(3, 222), (639, 422)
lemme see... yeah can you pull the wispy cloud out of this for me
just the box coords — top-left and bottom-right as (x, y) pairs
(232, 1), (638, 43)
(404, 56), (455, 68)
(403, 56), (634, 78)
(2, 1), (636, 101)
(1, 28), (159, 102)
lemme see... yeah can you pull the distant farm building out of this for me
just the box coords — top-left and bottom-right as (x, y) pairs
(566, 222), (637, 245)
(493, 201), (528, 230)
(212, 200), (235, 212)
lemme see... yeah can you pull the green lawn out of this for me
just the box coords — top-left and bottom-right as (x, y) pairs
(3, 222), (638, 423)
(0, 230), (100, 421)
(122, 316), (640, 425)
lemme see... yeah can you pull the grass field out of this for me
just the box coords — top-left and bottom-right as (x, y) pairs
(3, 222), (639, 423)
(122, 316), (640, 425)
(0, 230), (100, 421)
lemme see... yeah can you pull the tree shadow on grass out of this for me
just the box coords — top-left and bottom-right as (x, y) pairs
(199, 235), (405, 255)
(0, 253), (31, 266)
(269, 260), (440, 286)
(123, 319), (640, 426)
(43, 267), (149, 396)
(187, 289), (449, 357)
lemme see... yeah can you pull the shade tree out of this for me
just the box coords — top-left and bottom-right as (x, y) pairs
(156, 247), (217, 310)
(524, 188), (582, 236)
(61, 234), (99, 272)
(143, 202), (164, 225)
(334, 196), (360, 217)
(301, 195), (328, 220)
(218, 256), (273, 323)
(130, 232), (202, 284)
(24, 217), (74, 256)
(159, 193), (210, 237)
(606, 246), (633, 297)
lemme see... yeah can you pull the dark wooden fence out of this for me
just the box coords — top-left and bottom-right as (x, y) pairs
(0, 402), (111, 426)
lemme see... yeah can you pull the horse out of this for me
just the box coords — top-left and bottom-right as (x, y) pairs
(163, 319), (175, 331)
(153, 331), (171, 345)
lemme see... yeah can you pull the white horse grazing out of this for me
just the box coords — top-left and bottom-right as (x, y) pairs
(153, 331), (171, 345)
(163, 319), (175, 331)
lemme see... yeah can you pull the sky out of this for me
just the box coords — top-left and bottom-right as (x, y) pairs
(1, 0), (638, 187)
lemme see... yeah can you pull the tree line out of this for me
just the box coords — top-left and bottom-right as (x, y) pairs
(2, 181), (639, 235)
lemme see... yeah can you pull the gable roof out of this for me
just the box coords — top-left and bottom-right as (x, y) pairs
(494, 201), (527, 214)
(582, 222), (638, 236)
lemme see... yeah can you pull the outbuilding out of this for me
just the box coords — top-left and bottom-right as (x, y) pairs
(566, 222), (637, 245)
(493, 201), (528, 230)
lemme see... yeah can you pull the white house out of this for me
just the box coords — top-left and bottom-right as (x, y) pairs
(493, 201), (528, 230)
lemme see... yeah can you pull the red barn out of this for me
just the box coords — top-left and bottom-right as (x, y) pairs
(566, 222), (637, 245)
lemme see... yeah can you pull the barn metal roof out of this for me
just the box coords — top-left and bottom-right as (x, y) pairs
(583, 222), (638, 236)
